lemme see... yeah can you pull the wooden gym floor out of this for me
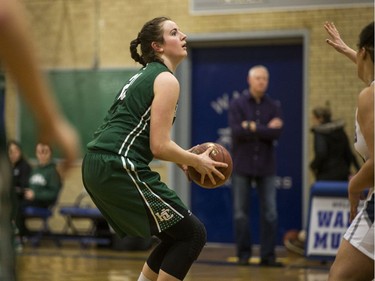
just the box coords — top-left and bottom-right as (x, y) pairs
(16, 241), (331, 281)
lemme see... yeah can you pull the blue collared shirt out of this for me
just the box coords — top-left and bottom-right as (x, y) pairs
(228, 90), (283, 176)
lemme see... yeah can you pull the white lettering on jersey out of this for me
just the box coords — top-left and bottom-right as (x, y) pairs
(118, 73), (143, 100)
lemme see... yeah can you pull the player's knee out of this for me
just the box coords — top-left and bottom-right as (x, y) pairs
(189, 219), (206, 260)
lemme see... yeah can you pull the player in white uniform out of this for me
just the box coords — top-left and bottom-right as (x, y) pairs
(324, 21), (374, 281)
(344, 110), (374, 258)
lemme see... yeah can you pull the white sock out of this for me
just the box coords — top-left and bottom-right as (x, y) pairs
(137, 272), (152, 281)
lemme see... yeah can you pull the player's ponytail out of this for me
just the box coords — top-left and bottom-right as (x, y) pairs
(130, 35), (146, 66)
(359, 21), (374, 63)
(129, 17), (170, 67)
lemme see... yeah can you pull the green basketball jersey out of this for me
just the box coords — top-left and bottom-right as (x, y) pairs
(87, 62), (172, 165)
(83, 62), (187, 237)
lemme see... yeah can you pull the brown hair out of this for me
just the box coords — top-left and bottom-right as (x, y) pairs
(358, 21), (374, 62)
(129, 17), (170, 67)
(313, 106), (332, 123)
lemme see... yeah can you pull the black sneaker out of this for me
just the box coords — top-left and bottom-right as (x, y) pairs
(237, 257), (250, 266)
(259, 260), (284, 267)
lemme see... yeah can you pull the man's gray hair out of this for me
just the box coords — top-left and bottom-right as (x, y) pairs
(248, 65), (269, 77)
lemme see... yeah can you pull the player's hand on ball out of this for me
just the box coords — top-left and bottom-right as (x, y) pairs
(194, 146), (227, 186)
(188, 142), (232, 189)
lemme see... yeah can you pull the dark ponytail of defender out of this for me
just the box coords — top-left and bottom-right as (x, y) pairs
(358, 21), (374, 63)
(129, 17), (170, 67)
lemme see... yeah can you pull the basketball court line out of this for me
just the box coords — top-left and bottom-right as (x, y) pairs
(18, 248), (331, 271)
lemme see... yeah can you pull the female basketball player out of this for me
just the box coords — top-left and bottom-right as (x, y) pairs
(81, 17), (228, 281)
(324, 21), (374, 281)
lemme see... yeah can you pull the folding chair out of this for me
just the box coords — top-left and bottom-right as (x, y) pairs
(59, 190), (111, 247)
(23, 205), (61, 247)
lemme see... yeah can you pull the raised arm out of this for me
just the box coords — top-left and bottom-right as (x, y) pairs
(324, 22), (357, 64)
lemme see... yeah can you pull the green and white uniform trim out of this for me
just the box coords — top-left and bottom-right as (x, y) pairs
(121, 156), (184, 233)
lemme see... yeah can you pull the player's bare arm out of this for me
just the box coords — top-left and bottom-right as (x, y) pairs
(348, 86), (374, 220)
(150, 72), (226, 182)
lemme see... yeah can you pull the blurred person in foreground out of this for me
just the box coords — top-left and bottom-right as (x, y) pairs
(0, 1), (80, 280)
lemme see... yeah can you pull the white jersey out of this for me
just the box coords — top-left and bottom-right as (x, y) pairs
(344, 88), (374, 260)
(354, 108), (370, 161)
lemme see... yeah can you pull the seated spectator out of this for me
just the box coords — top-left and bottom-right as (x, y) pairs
(15, 142), (62, 238)
(7, 140), (32, 251)
(7, 140), (32, 202)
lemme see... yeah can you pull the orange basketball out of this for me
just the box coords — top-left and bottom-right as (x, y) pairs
(187, 142), (233, 189)
(283, 229), (305, 256)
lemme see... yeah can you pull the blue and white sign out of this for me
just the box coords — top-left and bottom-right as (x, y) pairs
(306, 197), (350, 257)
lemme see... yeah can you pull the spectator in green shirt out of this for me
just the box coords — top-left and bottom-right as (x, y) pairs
(16, 143), (62, 238)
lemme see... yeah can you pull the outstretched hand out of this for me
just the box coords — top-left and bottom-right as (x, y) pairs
(324, 21), (357, 64)
(324, 22), (348, 53)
